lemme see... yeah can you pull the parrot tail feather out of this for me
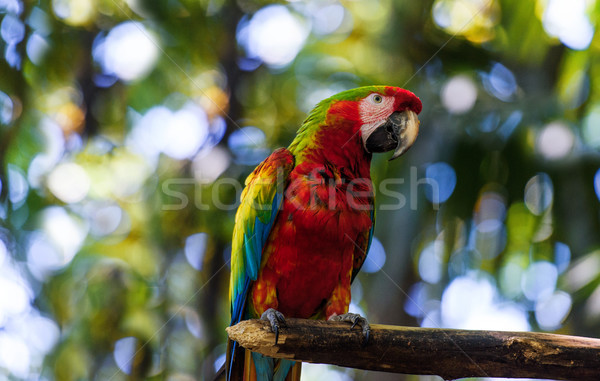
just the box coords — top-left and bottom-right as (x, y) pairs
(231, 349), (300, 381)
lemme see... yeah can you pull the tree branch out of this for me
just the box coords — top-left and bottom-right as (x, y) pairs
(226, 318), (600, 380)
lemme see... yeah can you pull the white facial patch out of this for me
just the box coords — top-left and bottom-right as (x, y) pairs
(358, 93), (396, 144)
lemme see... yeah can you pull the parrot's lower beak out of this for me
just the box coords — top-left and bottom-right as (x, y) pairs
(363, 110), (420, 160)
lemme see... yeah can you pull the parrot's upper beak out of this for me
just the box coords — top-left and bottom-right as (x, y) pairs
(363, 110), (420, 160)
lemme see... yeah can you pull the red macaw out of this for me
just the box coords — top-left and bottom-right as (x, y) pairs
(226, 85), (422, 381)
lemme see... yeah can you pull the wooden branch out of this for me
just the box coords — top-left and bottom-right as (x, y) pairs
(226, 318), (600, 380)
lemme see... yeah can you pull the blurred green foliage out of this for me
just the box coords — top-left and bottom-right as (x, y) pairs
(0, 0), (599, 380)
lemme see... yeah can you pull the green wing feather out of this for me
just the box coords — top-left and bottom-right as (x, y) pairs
(229, 148), (294, 325)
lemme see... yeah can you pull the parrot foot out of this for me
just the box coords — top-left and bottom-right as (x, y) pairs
(260, 308), (286, 345)
(329, 312), (371, 346)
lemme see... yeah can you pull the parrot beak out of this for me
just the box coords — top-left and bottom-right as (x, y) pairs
(363, 110), (420, 160)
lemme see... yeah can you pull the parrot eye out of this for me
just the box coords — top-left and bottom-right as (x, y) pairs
(369, 94), (383, 104)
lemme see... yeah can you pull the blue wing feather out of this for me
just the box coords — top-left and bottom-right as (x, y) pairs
(351, 203), (376, 283)
(230, 194), (283, 326)
(227, 149), (294, 381)
(366, 208), (375, 253)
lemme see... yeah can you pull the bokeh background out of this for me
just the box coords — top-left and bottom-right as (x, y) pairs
(0, 0), (599, 380)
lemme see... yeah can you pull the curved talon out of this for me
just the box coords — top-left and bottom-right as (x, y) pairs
(350, 315), (360, 329)
(329, 312), (371, 346)
(260, 308), (286, 345)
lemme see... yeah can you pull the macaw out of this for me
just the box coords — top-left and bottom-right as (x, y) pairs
(226, 85), (422, 381)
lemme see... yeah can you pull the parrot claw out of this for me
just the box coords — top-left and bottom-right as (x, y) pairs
(329, 313), (371, 346)
(260, 308), (286, 345)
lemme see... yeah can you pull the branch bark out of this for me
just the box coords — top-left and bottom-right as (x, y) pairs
(226, 318), (600, 380)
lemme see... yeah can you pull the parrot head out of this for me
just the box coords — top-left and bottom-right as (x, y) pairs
(324, 85), (422, 160)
